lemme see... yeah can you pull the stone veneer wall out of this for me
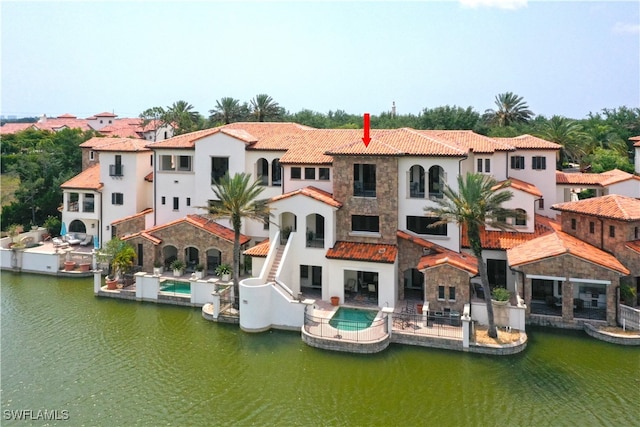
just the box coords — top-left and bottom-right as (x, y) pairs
(424, 264), (470, 313)
(397, 237), (431, 300)
(518, 253), (620, 326)
(121, 235), (159, 273)
(332, 156), (398, 245)
(113, 215), (146, 240)
(81, 148), (99, 171)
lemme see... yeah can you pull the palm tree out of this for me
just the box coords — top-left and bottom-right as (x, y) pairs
(484, 92), (533, 127)
(209, 97), (243, 125)
(250, 94), (281, 122)
(164, 100), (201, 135)
(537, 115), (586, 166)
(207, 173), (270, 307)
(425, 172), (521, 338)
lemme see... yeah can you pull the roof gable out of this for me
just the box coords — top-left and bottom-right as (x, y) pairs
(397, 231), (478, 275)
(269, 186), (342, 208)
(551, 194), (640, 221)
(60, 164), (103, 190)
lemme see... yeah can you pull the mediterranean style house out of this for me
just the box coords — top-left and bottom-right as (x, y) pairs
(60, 124), (640, 330)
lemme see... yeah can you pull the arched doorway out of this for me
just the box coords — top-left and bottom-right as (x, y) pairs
(409, 165), (425, 198)
(257, 158), (269, 186)
(279, 212), (297, 244)
(305, 213), (325, 248)
(69, 219), (86, 234)
(185, 247), (199, 271)
(206, 248), (222, 275)
(162, 245), (178, 269)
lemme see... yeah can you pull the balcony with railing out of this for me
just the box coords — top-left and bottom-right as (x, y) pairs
(109, 164), (123, 177)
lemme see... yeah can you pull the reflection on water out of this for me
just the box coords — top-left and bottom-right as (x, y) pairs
(1, 272), (637, 426)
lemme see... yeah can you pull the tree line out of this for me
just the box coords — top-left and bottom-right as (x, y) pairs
(1, 92), (638, 232)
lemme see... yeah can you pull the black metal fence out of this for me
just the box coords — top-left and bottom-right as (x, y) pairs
(303, 308), (388, 343)
(393, 312), (463, 339)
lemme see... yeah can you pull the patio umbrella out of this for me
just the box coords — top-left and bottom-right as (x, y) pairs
(93, 235), (99, 249)
(60, 222), (67, 237)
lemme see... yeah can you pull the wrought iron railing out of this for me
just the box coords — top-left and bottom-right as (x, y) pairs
(303, 307), (388, 343)
(393, 311), (463, 339)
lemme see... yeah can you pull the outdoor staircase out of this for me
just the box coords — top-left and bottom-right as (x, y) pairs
(266, 246), (285, 283)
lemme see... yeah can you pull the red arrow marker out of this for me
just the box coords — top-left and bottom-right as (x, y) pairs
(362, 113), (371, 147)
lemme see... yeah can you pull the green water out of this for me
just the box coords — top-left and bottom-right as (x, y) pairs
(1, 272), (638, 426)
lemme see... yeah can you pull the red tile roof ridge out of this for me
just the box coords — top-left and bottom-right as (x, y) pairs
(269, 186), (342, 208)
(94, 111), (118, 117)
(122, 231), (162, 245)
(494, 134), (562, 150)
(135, 214), (250, 245)
(461, 214), (558, 250)
(112, 208), (153, 225)
(60, 164), (103, 190)
(145, 127), (223, 149)
(497, 177), (543, 198)
(325, 241), (397, 263)
(551, 194), (640, 221)
(507, 229), (630, 275)
(243, 239), (270, 257)
(625, 240), (640, 254)
(420, 129), (514, 153)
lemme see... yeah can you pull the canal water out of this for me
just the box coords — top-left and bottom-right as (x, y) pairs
(1, 272), (638, 426)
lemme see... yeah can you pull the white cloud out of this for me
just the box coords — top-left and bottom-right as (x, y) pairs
(612, 22), (640, 35)
(459, 0), (528, 10)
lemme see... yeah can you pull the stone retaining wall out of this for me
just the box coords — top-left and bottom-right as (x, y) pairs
(391, 332), (464, 352)
(301, 328), (390, 353)
(468, 332), (528, 355)
(584, 323), (640, 346)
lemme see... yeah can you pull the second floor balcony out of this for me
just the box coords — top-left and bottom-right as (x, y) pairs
(109, 164), (124, 177)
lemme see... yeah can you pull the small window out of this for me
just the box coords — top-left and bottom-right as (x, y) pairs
(304, 168), (315, 180)
(291, 167), (301, 179)
(173, 197), (179, 210)
(211, 157), (229, 184)
(112, 193), (123, 205)
(538, 199), (544, 209)
(178, 155), (191, 171)
(510, 156), (525, 169)
(354, 164), (376, 197)
(635, 227), (639, 239)
(589, 222), (595, 234)
(89, 151), (95, 161)
(609, 225), (615, 238)
(532, 156), (546, 170)
(448, 287), (456, 301)
(515, 209), (526, 226)
(300, 265), (309, 279)
(352, 215), (380, 233)
(160, 155), (175, 171)
(319, 168), (330, 180)
(161, 196), (166, 205)
(485, 159), (491, 173)
(150, 154), (153, 166)
(407, 216), (446, 236)
(438, 286), (445, 300)
(186, 198), (191, 207)
(571, 218), (576, 230)
(477, 158), (483, 173)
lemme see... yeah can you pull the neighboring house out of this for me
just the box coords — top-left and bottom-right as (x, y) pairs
(60, 164), (103, 241)
(556, 169), (640, 202)
(632, 135), (640, 174)
(508, 194), (640, 328)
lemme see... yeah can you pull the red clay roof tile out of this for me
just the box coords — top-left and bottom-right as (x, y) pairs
(494, 134), (561, 150)
(326, 241), (397, 263)
(60, 164), (103, 190)
(269, 186), (342, 208)
(461, 215), (558, 250)
(397, 231), (478, 274)
(243, 239), (270, 257)
(551, 195), (640, 221)
(112, 208), (153, 225)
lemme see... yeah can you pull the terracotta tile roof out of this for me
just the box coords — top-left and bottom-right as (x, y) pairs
(461, 214), (558, 250)
(147, 127), (222, 149)
(326, 241), (397, 263)
(112, 208), (153, 225)
(36, 118), (93, 132)
(507, 230), (630, 275)
(497, 177), (543, 198)
(243, 239), (270, 257)
(494, 134), (561, 150)
(122, 231), (162, 245)
(556, 169), (640, 186)
(130, 214), (250, 246)
(269, 186), (342, 208)
(0, 123), (37, 134)
(397, 230), (478, 275)
(79, 136), (150, 152)
(419, 130), (514, 154)
(551, 194), (640, 221)
(94, 111), (118, 117)
(57, 113), (77, 119)
(626, 240), (640, 254)
(60, 164), (103, 190)
(629, 135), (640, 146)
(326, 128), (468, 157)
(224, 122), (312, 150)
(144, 172), (153, 182)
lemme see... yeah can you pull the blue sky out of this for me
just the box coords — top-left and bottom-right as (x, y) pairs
(1, 1), (638, 120)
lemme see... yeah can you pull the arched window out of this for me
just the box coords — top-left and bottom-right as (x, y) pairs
(305, 213), (325, 248)
(257, 158), (269, 186)
(69, 219), (86, 233)
(409, 165), (425, 198)
(515, 209), (527, 226)
(428, 166), (444, 199)
(272, 158), (282, 186)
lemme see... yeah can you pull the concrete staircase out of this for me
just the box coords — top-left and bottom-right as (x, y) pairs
(267, 246), (285, 283)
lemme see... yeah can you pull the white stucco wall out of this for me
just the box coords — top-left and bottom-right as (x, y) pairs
(282, 164), (334, 194)
(397, 156), (463, 252)
(153, 148), (198, 225)
(507, 149), (558, 218)
(608, 179), (640, 198)
(489, 187), (537, 234)
(635, 146), (640, 174)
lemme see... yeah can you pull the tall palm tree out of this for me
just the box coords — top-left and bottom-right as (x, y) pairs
(207, 173), (270, 307)
(425, 172), (521, 338)
(250, 94), (281, 122)
(164, 100), (201, 135)
(485, 92), (533, 127)
(537, 115), (586, 166)
(209, 97), (242, 125)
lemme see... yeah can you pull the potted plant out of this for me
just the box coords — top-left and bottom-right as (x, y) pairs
(153, 261), (163, 276)
(330, 296), (340, 306)
(215, 264), (232, 282)
(491, 287), (511, 306)
(620, 283), (637, 306)
(97, 238), (136, 290)
(195, 263), (205, 279)
(170, 259), (185, 277)
(6, 224), (23, 248)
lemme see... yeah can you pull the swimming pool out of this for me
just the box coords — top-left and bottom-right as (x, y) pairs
(160, 280), (191, 295)
(329, 307), (377, 331)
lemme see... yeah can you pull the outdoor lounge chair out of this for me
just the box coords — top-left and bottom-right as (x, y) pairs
(65, 234), (82, 245)
(80, 234), (93, 246)
(367, 284), (376, 300)
(52, 237), (69, 248)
